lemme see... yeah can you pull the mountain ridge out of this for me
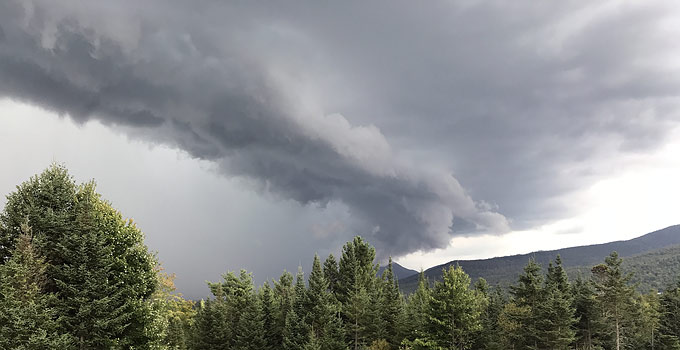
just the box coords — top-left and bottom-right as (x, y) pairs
(398, 224), (680, 293)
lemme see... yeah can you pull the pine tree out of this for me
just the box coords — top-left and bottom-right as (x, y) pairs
(191, 299), (229, 350)
(322, 313), (348, 350)
(284, 268), (311, 350)
(381, 257), (405, 349)
(324, 254), (340, 295)
(236, 293), (265, 350)
(508, 258), (544, 349)
(275, 270), (296, 347)
(337, 236), (380, 350)
(0, 165), (157, 348)
(630, 291), (661, 350)
(0, 226), (74, 349)
(471, 279), (505, 350)
(659, 281), (680, 349)
(260, 282), (279, 350)
(404, 270), (430, 341)
(426, 265), (483, 350)
(572, 275), (606, 350)
(304, 330), (323, 350)
(540, 256), (576, 350)
(592, 252), (637, 350)
(207, 269), (257, 350)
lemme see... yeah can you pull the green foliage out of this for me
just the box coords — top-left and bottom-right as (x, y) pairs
(0, 165), (157, 349)
(2, 168), (679, 350)
(425, 265), (483, 350)
(404, 271), (430, 342)
(507, 258), (544, 349)
(0, 227), (74, 349)
(539, 256), (576, 350)
(592, 252), (637, 350)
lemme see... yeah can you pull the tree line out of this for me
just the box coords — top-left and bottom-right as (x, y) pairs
(1, 165), (680, 350)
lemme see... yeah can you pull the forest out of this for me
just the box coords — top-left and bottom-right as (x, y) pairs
(1, 165), (680, 350)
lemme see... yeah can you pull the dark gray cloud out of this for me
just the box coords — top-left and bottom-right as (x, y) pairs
(1, 0), (679, 265)
(0, 0), (509, 259)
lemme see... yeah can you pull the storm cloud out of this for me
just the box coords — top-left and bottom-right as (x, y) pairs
(1, 0), (679, 260)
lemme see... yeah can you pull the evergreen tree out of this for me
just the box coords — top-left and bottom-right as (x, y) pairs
(275, 270), (296, 347)
(592, 252), (636, 350)
(404, 270), (430, 341)
(207, 270), (257, 350)
(337, 237), (380, 350)
(630, 291), (661, 350)
(0, 165), (157, 348)
(324, 254), (340, 295)
(236, 293), (265, 350)
(508, 258), (544, 349)
(659, 281), (680, 349)
(381, 257), (405, 349)
(304, 330), (323, 350)
(540, 256), (576, 350)
(572, 275), (606, 350)
(284, 268), (311, 350)
(426, 265), (482, 350)
(472, 279), (505, 350)
(191, 299), (229, 350)
(260, 282), (279, 350)
(0, 226), (74, 349)
(322, 313), (348, 350)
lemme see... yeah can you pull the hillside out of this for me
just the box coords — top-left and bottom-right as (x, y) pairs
(378, 261), (418, 280)
(399, 224), (680, 293)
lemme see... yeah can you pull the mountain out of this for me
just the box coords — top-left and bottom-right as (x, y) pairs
(378, 261), (418, 280)
(568, 243), (680, 292)
(399, 224), (680, 293)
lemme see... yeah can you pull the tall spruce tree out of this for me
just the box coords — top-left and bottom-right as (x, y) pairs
(260, 282), (279, 350)
(508, 258), (544, 350)
(426, 265), (483, 350)
(275, 270), (295, 347)
(284, 268), (311, 350)
(324, 254), (340, 295)
(0, 165), (157, 348)
(471, 279), (505, 350)
(592, 252), (636, 350)
(404, 270), (431, 342)
(337, 236), (380, 350)
(539, 256), (577, 350)
(381, 257), (404, 349)
(572, 275), (606, 350)
(0, 225), (74, 349)
(659, 281), (680, 349)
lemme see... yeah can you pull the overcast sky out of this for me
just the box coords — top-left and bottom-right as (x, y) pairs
(1, 0), (679, 298)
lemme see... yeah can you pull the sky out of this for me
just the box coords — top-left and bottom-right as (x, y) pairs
(1, 0), (679, 298)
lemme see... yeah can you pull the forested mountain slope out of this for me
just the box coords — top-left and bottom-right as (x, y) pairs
(378, 261), (418, 280)
(400, 224), (680, 293)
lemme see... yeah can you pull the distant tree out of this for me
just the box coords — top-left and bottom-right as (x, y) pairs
(426, 265), (483, 350)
